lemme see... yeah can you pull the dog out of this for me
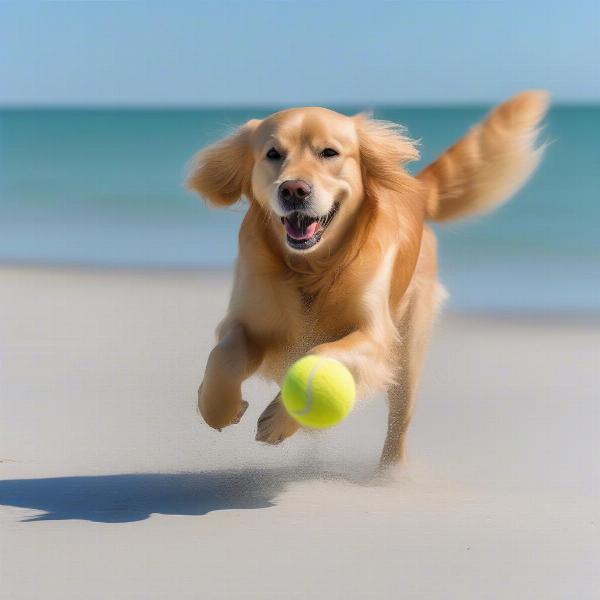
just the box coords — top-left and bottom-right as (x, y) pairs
(187, 90), (548, 465)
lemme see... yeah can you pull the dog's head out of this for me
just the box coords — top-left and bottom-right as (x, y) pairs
(188, 108), (419, 254)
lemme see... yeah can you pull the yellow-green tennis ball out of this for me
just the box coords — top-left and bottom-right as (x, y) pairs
(281, 355), (356, 429)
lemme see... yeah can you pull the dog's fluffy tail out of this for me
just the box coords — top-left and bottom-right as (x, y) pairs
(418, 90), (549, 222)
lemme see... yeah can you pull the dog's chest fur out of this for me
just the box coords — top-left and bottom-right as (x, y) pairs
(255, 259), (391, 384)
(248, 274), (352, 380)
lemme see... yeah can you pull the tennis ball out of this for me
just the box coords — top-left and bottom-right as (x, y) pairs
(281, 355), (356, 429)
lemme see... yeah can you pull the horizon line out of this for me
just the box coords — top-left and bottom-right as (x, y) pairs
(1, 100), (598, 111)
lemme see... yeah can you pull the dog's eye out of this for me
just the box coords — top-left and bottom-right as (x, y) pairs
(266, 147), (283, 160)
(320, 148), (339, 158)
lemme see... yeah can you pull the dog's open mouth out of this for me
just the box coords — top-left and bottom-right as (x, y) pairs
(281, 203), (339, 250)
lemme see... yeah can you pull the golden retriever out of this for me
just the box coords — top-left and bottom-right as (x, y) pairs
(187, 90), (548, 465)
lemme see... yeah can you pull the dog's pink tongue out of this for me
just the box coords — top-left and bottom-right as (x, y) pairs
(285, 219), (319, 241)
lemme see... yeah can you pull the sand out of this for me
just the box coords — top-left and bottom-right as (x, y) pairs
(1, 266), (599, 599)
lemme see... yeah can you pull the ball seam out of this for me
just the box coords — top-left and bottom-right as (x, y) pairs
(290, 356), (328, 416)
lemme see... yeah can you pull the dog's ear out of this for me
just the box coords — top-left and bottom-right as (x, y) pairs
(187, 119), (261, 206)
(354, 114), (419, 193)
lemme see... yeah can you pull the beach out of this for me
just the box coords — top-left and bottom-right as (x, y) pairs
(1, 265), (598, 599)
(2, 2), (599, 597)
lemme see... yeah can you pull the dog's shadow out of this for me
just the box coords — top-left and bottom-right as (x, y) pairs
(0, 464), (377, 523)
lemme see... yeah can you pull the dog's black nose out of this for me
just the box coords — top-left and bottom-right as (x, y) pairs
(278, 180), (312, 209)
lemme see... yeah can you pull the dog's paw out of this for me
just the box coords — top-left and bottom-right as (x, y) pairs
(197, 381), (246, 431)
(256, 393), (300, 445)
(231, 400), (249, 424)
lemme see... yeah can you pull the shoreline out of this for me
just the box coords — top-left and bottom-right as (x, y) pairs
(2, 262), (599, 322)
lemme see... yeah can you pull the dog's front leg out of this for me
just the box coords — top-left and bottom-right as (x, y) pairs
(256, 391), (300, 445)
(256, 329), (388, 446)
(311, 329), (390, 394)
(199, 322), (263, 430)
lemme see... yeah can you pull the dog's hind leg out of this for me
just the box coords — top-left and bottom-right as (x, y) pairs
(381, 378), (417, 466)
(380, 277), (445, 466)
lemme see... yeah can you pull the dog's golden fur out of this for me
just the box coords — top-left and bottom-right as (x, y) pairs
(188, 90), (549, 464)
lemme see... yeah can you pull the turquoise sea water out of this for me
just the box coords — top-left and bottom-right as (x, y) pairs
(1, 106), (599, 312)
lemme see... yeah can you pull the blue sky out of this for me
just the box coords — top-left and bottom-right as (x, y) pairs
(1, 1), (598, 106)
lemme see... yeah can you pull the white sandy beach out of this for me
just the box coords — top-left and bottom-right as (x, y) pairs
(1, 266), (599, 599)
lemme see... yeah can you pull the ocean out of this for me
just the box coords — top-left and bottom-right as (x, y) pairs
(1, 106), (598, 312)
